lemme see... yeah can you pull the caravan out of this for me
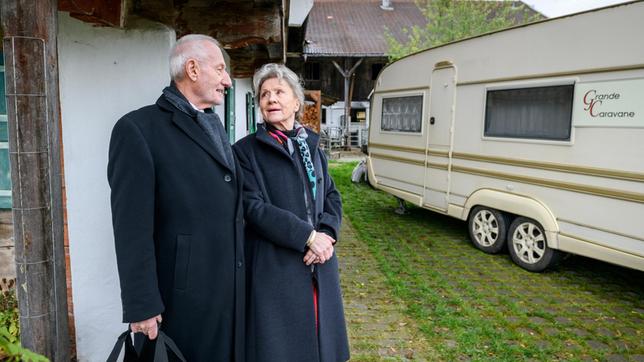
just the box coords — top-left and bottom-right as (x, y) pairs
(366, 1), (644, 272)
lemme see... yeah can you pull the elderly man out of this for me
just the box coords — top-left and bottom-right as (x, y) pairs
(108, 34), (244, 361)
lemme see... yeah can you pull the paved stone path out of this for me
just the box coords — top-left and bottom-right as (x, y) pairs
(337, 217), (437, 361)
(335, 211), (643, 361)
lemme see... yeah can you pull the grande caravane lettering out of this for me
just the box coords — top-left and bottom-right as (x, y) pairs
(582, 89), (635, 118)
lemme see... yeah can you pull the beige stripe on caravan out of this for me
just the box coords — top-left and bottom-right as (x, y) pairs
(370, 143), (644, 182)
(369, 143), (449, 158)
(457, 63), (644, 86)
(369, 152), (424, 167)
(558, 218), (644, 243)
(427, 162), (448, 171)
(368, 143), (425, 154)
(370, 152), (449, 171)
(373, 86), (429, 95)
(452, 165), (644, 204)
(559, 232), (644, 258)
(453, 152), (644, 182)
(369, 150), (644, 203)
(378, 175), (425, 189)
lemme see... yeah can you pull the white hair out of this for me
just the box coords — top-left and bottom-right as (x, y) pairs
(169, 34), (221, 81)
(253, 63), (305, 120)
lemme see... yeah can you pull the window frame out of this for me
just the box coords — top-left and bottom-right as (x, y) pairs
(482, 79), (576, 145)
(0, 60), (12, 209)
(379, 92), (425, 135)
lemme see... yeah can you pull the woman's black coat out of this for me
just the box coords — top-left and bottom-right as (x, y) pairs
(108, 94), (245, 361)
(233, 126), (350, 362)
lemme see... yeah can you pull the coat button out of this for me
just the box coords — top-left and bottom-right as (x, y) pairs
(224, 174), (232, 182)
(318, 213), (323, 219)
(237, 261), (243, 268)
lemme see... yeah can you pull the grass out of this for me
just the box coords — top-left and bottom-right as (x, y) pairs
(329, 161), (644, 361)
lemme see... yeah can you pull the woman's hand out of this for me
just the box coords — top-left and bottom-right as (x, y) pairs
(303, 249), (317, 265)
(303, 246), (335, 265)
(306, 232), (335, 264)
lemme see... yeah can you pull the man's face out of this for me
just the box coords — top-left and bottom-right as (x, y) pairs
(193, 42), (232, 108)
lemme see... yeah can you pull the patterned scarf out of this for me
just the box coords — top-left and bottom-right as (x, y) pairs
(267, 123), (317, 200)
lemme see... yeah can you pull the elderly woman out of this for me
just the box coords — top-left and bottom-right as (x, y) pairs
(233, 63), (350, 362)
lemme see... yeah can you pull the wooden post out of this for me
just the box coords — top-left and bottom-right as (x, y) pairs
(332, 57), (363, 150)
(0, 0), (71, 360)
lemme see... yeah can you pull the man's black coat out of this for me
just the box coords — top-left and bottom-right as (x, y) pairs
(108, 93), (245, 361)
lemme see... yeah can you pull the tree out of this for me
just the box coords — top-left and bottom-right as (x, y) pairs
(385, 0), (542, 61)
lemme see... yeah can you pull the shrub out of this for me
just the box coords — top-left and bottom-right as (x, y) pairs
(0, 278), (49, 362)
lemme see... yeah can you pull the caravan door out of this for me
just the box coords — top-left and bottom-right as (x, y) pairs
(423, 63), (455, 211)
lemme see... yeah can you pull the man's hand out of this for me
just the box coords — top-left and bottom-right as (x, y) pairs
(130, 314), (162, 340)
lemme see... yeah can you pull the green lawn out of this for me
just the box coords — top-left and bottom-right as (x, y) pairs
(330, 162), (644, 362)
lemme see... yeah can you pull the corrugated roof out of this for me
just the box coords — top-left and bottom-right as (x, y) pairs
(303, 0), (427, 57)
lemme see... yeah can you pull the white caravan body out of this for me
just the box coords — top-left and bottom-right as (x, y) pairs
(366, 1), (644, 271)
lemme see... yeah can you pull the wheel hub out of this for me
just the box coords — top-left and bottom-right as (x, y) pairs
(475, 212), (497, 246)
(513, 224), (544, 264)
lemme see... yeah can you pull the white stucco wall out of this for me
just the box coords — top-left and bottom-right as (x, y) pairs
(234, 78), (253, 141)
(289, 0), (314, 26)
(323, 101), (370, 129)
(58, 13), (175, 361)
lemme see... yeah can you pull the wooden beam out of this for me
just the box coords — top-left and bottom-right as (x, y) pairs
(177, 2), (282, 48)
(134, 0), (285, 76)
(0, 0), (71, 359)
(332, 57), (363, 149)
(58, 0), (124, 27)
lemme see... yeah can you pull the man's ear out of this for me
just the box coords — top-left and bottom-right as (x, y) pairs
(185, 59), (199, 81)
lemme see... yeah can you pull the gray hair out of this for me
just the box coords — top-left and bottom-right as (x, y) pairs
(169, 34), (221, 81)
(253, 63), (305, 121)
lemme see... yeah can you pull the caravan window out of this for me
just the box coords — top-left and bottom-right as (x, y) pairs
(381, 95), (423, 133)
(484, 85), (573, 141)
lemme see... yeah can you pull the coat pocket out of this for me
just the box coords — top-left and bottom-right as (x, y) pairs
(174, 235), (191, 291)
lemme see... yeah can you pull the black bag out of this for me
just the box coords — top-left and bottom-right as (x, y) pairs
(107, 327), (186, 362)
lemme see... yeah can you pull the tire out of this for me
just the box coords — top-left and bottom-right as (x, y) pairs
(507, 217), (562, 272)
(467, 206), (507, 254)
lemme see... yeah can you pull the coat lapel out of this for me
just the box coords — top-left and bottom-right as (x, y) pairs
(305, 129), (320, 153)
(313, 148), (325, 217)
(158, 97), (234, 171)
(257, 125), (326, 219)
(255, 126), (292, 159)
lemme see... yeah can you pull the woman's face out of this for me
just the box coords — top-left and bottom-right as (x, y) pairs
(259, 77), (300, 131)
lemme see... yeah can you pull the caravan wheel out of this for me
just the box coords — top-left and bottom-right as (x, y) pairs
(467, 206), (507, 254)
(507, 217), (562, 272)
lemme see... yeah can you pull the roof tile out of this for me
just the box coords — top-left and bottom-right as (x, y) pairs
(304, 0), (427, 56)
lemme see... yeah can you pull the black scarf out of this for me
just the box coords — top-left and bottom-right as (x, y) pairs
(162, 84), (235, 171)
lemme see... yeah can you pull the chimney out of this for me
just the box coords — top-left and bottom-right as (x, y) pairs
(381, 0), (393, 11)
